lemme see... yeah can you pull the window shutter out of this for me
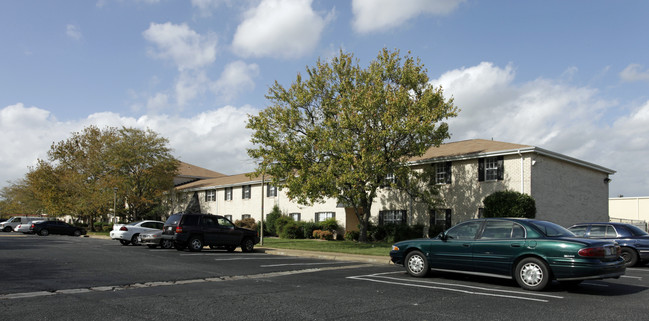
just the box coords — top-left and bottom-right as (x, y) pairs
(378, 211), (384, 226)
(497, 156), (504, 180)
(445, 162), (452, 184)
(445, 209), (452, 228)
(478, 158), (485, 181)
(401, 210), (407, 224)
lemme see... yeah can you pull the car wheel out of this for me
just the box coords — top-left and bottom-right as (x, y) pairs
(119, 240), (130, 246)
(3, 226), (12, 232)
(241, 238), (254, 253)
(147, 244), (157, 249)
(39, 229), (49, 236)
(515, 257), (550, 291)
(188, 237), (203, 252)
(130, 234), (140, 246)
(404, 251), (429, 277)
(226, 245), (236, 253)
(621, 248), (639, 267)
(161, 239), (173, 249)
(73, 230), (81, 237)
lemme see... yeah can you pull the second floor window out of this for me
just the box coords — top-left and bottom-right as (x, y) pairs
(205, 189), (216, 202)
(225, 187), (233, 201)
(267, 185), (277, 197)
(434, 162), (452, 185)
(242, 185), (251, 199)
(478, 156), (504, 181)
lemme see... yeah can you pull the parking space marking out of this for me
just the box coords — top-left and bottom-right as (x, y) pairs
(261, 262), (353, 267)
(347, 272), (563, 303)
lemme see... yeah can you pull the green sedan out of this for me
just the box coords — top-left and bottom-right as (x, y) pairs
(390, 218), (626, 291)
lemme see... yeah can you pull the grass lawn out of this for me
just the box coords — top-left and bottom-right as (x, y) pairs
(261, 237), (392, 257)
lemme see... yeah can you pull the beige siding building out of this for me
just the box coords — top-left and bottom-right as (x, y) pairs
(167, 139), (614, 231)
(609, 197), (649, 227)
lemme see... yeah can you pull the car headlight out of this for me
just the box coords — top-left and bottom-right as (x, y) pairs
(391, 245), (400, 251)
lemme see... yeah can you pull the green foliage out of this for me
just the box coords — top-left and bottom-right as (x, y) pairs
(247, 48), (457, 242)
(274, 215), (295, 236)
(279, 220), (304, 239)
(344, 230), (360, 241)
(319, 217), (339, 232)
(367, 223), (425, 243)
(264, 205), (282, 236)
(483, 190), (536, 218)
(235, 217), (258, 231)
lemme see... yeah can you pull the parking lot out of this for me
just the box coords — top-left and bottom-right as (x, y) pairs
(2, 233), (649, 320)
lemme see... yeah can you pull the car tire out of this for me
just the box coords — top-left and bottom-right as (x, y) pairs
(130, 234), (140, 246)
(515, 257), (550, 291)
(39, 229), (49, 236)
(119, 240), (130, 246)
(73, 230), (81, 237)
(241, 238), (254, 253)
(226, 245), (236, 253)
(3, 226), (12, 232)
(621, 248), (639, 267)
(188, 237), (203, 252)
(161, 239), (173, 249)
(404, 250), (429, 277)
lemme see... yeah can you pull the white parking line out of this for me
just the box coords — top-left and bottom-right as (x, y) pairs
(347, 272), (563, 303)
(261, 262), (351, 267)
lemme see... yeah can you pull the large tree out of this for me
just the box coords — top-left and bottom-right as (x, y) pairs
(247, 48), (457, 242)
(24, 125), (178, 227)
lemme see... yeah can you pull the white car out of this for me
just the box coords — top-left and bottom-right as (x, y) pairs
(109, 220), (164, 246)
(15, 220), (45, 234)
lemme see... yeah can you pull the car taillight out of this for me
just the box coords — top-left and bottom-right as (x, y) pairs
(120, 226), (128, 231)
(176, 226), (183, 233)
(578, 246), (618, 258)
(31, 224), (34, 228)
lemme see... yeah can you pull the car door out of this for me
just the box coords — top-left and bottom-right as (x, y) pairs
(215, 217), (243, 245)
(471, 220), (527, 276)
(200, 216), (220, 245)
(430, 220), (483, 271)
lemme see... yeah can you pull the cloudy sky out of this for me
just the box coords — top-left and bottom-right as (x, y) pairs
(1, 0), (648, 198)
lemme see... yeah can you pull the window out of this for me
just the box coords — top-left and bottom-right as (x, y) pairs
(445, 221), (481, 240)
(315, 212), (335, 222)
(201, 216), (217, 227)
(289, 213), (301, 221)
(267, 185), (277, 197)
(478, 156), (504, 181)
(589, 225), (617, 238)
(434, 162), (452, 185)
(379, 210), (407, 225)
(242, 214), (251, 220)
(242, 185), (251, 199)
(218, 217), (235, 228)
(224, 187), (233, 201)
(430, 209), (451, 230)
(205, 189), (216, 202)
(479, 220), (526, 239)
(224, 215), (233, 221)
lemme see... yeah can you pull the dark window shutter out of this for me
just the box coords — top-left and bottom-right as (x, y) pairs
(401, 210), (407, 224)
(445, 209), (452, 229)
(379, 211), (384, 226)
(445, 162), (452, 184)
(478, 158), (485, 181)
(497, 156), (504, 180)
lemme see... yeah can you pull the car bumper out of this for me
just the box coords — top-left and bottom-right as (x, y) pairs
(550, 257), (626, 281)
(109, 231), (131, 240)
(139, 235), (162, 245)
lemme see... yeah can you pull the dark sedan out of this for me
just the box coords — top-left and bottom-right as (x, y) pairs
(390, 218), (625, 291)
(568, 222), (649, 266)
(31, 220), (87, 237)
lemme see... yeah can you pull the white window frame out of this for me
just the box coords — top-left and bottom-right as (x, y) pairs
(485, 157), (499, 181)
(315, 212), (335, 223)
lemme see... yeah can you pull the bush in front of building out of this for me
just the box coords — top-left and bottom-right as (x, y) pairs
(483, 190), (536, 218)
(279, 220), (304, 239)
(235, 217), (258, 231)
(312, 229), (334, 240)
(265, 205), (282, 236)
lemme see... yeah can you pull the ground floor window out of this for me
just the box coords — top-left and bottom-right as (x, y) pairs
(224, 215), (233, 222)
(315, 212), (335, 222)
(242, 214), (251, 220)
(289, 212), (301, 221)
(378, 210), (407, 225)
(431, 209), (452, 231)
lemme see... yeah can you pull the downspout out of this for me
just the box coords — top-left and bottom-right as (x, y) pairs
(517, 150), (524, 194)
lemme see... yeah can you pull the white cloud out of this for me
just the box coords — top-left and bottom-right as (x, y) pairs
(212, 60), (260, 101)
(232, 0), (334, 59)
(175, 70), (210, 107)
(351, 0), (464, 33)
(0, 103), (258, 187)
(191, 0), (231, 16)
(143, 22), (217, 71)
(66, 24), (82, 40)
(620, 64), (649, 82)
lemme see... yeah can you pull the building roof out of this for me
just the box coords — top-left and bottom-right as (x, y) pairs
(174, 162), (227, 186)
(409, 139), (615, 174)
(176, 172), (263, 191)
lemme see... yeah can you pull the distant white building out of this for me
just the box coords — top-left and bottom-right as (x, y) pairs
(166, 139), (615, 230)
(609, 196), (649, 229)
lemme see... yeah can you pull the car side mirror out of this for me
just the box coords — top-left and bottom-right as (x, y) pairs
(438, 232), (447, 241)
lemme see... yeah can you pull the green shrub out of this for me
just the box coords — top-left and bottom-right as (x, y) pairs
(319, 217), (339, 232)
(102, 225), (112, 232)
(279, 221), (305, 239)
(312, 229), (334, 240)
(235, 217), (258, 231)
(301, 221), (319, 239)
(483, 190), (536, 218)
(274, 215), (295, 236)
(265, 205), (282, 236)
(344, 230), (360, 241)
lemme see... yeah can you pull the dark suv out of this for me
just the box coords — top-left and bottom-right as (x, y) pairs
(162, 213), (259, 252)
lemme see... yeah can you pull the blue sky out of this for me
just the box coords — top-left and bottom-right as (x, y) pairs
(1, 0), (649, 198)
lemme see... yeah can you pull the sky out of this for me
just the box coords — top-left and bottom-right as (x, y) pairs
(1, 0), (649, 198)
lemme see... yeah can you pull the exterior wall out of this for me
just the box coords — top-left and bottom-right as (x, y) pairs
(530, 155), (609, 226)
(609, 197), (649, 222)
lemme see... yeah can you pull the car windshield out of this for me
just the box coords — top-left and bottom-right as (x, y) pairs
(530, 221), (575, 237)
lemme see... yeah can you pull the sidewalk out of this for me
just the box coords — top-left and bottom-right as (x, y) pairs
(89, 234), (392, 265)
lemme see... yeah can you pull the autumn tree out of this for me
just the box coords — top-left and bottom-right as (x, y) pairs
(0, 179), (43, 216)
(247, 48), (457, 242)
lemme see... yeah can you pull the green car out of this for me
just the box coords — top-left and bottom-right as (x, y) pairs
(390, 218), (626, 291)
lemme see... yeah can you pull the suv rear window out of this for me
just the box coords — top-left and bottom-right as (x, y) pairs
(181, 215), (200, 226)
(165, 214), (183, 225)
